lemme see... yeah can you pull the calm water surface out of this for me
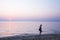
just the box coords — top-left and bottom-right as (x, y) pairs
(0, 21), (60, 37)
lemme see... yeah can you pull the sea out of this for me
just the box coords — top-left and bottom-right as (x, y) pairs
(0, 21), (60, 37)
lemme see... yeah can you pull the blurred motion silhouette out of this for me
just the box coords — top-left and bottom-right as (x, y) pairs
(39, 24), (42, 35)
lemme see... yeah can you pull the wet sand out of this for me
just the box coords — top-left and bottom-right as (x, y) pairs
(0, 34), (60, 40)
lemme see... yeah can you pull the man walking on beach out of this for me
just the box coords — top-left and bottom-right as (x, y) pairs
(39, 24), (42, 35)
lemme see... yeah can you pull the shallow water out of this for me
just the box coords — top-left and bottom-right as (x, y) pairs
(0, 21), (60, 37)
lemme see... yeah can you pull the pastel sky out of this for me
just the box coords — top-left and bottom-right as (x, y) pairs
(0, 0), (60, 21)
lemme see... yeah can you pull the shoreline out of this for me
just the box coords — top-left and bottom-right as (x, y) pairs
(0, 34), (60, 40)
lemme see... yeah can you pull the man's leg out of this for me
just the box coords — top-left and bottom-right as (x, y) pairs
(39, 32), (41, 35)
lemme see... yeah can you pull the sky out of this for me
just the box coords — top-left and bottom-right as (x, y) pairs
(0, 0), (60, 21)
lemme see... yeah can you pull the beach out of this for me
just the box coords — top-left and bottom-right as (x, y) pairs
(0, 34), (60, 40)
